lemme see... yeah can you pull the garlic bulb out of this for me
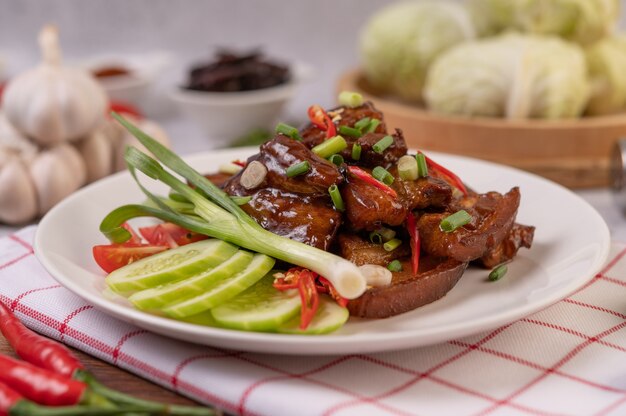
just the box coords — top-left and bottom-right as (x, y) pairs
(3, 25), (108, 145)
(77, 128), (114, 183)
(0, 156), (38, 224)
(30, 144), (86, 215)
(0, 112), (38, 164)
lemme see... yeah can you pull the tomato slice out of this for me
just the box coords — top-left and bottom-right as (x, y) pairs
(139, 223), (207, 247)
(93, 244), (167, 273)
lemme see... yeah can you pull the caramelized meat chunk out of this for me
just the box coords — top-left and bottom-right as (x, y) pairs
(348, 257), (468, 318)
(239, 188), (341, 250)
(300, 102), (388, 148)
(478, 223), (535, 268)
(341, 174), (407, 231)
(390, 169), (452, 211)
(417, 187), (521, 262)
(338, 233), (410, 266)
(223, 135), (342, 196)
(339, 129), (408, 169)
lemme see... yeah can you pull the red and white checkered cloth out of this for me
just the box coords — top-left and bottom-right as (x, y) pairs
(2, 226), (626, 416)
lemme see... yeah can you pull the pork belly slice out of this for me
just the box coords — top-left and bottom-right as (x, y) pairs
(348, 257), (468, 319)
(477, 223), (535, 269)
(417, 187), (521, 263)
(338, 233), (410, 266)
(390, 168), (452, 211)
(238, 188), (341, 251)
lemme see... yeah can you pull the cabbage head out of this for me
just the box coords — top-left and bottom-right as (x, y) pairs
(360, 0), (475, 102)
(469, 0), (619, 46)
(586, 35), (626, 115)
(424, 33), (589, 119)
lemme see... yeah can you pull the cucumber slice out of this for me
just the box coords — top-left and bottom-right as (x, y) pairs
(128, 250), (254, 310)
(164, 254), (276, 318)
(106, 239), (238, 294)
(210, 276), (301, 331)
(277, 297), (349, 335)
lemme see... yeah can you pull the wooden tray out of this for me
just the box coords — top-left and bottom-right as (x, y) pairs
(338, 69), (626, 188)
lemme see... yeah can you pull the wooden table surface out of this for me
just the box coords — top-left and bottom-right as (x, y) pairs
(0, 333), (219, 410)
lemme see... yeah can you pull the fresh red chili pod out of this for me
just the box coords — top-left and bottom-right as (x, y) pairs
(0, 381), (21, 416)
(0, 302), (84, 379)
(347, 166), (398, 198)
(297, 270), (320, 330)
(0, 354), (86, 406)
(406, 212), (420, 275)
(422, 153), (468, 196)
(307, 105), (336, 139)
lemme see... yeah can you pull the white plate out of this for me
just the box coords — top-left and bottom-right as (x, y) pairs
(35, 148), (610, 355)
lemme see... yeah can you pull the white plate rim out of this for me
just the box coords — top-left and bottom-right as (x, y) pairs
(34, 149), (611, 355)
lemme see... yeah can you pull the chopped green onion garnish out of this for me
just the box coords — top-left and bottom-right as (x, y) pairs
(351, 144), (362, 160)
(275, 122), (301, 140)
(338, 125), (362, 138)
(387, 260), (403, 272)
(354, 117), (371, 131)
(416, 153), (428, 178)
(311, 135), (347, 159)
(440, 210), (472, 232)
(286, 161), (310, 177)
(230, 195), (252, 205)
(369, 231), (383, 244)
(377, 227), (396, 242)
(488, 264), (508, 281)
(338, 91), (364, 108)
(328, 154), (344, 166)
(398, 155), (418, 181)
(383, 238), (402, 252)
(364, 119), (381, 133)
(372, 166), (394, 186)
(328, 184), (344, 211)
(373, 135), (394, 154)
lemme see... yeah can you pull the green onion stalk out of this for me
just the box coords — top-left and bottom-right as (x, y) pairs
(101, 114), (367, 299)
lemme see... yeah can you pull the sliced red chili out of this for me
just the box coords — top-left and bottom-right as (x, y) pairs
(232, 159), (247, 168)
(406, 212), (421, 275)
(307, 105), (336, 139)
(422, 153), (468, 196)
(348, 166), (398, 198)
(317, 277), (349, 308)
(297, 270), (319, 330)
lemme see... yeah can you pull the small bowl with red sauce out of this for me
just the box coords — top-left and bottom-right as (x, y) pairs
(170, 50), (311, 144)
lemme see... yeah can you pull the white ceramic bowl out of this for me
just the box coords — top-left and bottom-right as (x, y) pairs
(170, 63), (311, 142)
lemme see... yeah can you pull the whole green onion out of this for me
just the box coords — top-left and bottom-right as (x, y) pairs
(108, 113), (367, 299)
(488, 264), (508, 281)
(311, 135), (347, 159)
(338, 125), (362, 138)
(364, 119), (381, 133)
(373, 135), (394, 154)
(416, 153), (428, 178)
(440, 210), (472, 232)
(383, 238), (402, 252)
(372, 166), (394, 186)
(275, 122), (301, 140)
(354, 117), (371, 131)
(328, 154), (344, 166)
(351, 144), (362, 160)
(338, 91), (364, 108)
(328, 184), (344, 211)
(387, 260), (403, 272)
(230, 196), (252, 205)
(398, 155), (418, 181)
(286, 161), (310, 177)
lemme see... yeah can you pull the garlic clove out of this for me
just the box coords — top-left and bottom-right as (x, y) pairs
(30, 144), (86, 215)
(0, 155), (38, 224)
(76, 128), (114, 183)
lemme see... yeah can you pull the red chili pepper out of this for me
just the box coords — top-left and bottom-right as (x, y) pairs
(232, 160), (247, 168)
(0, 381), (21, 416)
(347, 166), (398, 198)
(317, 277), (349, 308)
(0, 302), (84, 379)
(406, 212), (420, 275)
(307, 105), (336, 139)
(422, 153), (468, 196)
(0, 354), (86, 406)
(297, 271), (320, 330)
